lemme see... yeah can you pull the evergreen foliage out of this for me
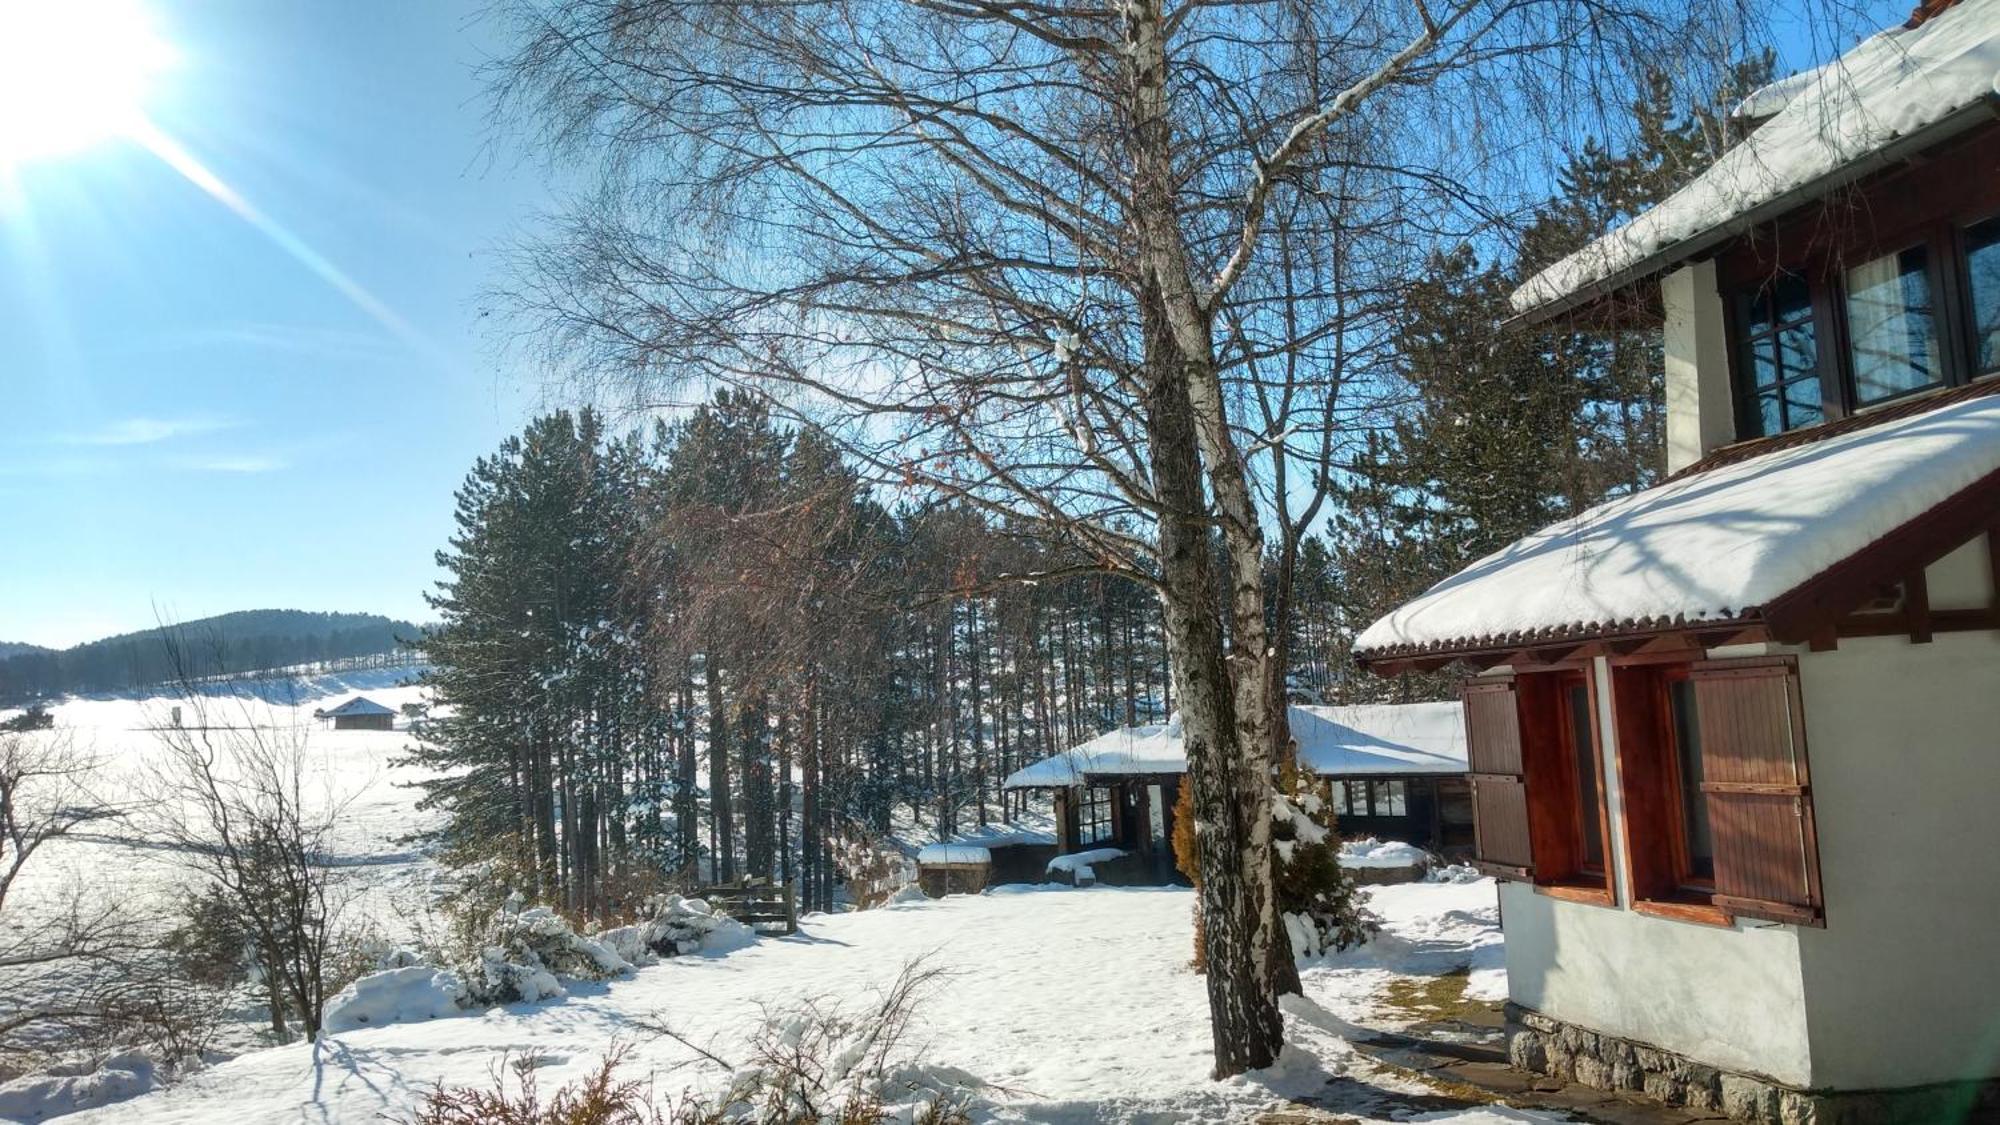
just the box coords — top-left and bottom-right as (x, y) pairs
(412, 402), (1178, 920)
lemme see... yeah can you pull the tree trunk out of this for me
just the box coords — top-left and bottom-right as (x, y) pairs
(706, 655), (735, 882)
(1141, 303), (1284, 1077)
(1126, 0), (1283, 1074)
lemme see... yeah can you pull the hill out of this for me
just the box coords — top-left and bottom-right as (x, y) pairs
(0, 641), (50, 659)
(0, 610), (422, 705)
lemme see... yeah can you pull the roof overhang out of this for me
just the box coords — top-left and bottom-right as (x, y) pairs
(1361, 462), (2000, 677)
(1507, 94), (2000, 329)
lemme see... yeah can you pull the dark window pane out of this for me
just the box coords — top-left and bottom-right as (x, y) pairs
(1668, 681), (1715, 882)
(1566, 682), (1603, 869)
(1750, 345), (1781, 392)
(1735, 273), (1821, 437)
(1080, 785), (1115, 845)
(1772, 274), (1813, 324)
(1777, 319), (1816, 378)
(1967, 218), (2000, 373)
(1847, 245), (1943, 404)
(1756, 391), (1784, 436)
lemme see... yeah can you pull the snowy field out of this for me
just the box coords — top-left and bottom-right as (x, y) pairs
(0, 670), (450, 1020)
(54, 879), (1515, 1124)
(7, 677), (1530, 1124)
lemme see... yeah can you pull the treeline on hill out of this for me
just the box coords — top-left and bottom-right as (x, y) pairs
(0, 610), (419, 704)
(412, 65), (1761, 919)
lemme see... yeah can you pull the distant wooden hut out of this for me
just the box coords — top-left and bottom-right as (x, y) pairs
(321, 695), (395, 732)
(1003, 701), (1471, 884)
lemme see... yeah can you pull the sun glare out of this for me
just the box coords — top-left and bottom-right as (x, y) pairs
(0, 0), (175, 167)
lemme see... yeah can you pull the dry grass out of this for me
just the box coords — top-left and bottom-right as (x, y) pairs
(1375, 968), (1487, 1027)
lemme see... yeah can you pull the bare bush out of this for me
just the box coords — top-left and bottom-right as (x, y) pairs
(409, 961), (976, 1125)
(144, 657), (360, 1042)
(0, 727), (140, 1067)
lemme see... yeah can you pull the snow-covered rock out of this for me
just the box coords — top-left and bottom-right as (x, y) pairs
(0, 1049), (157, 1121)
(324, 966), (466, 1034)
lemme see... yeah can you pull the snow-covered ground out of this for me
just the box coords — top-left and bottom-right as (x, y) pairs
(54, 878), (1518, 1124)
(2, 668), (445, 949)
(8, 677), (1527, 1124)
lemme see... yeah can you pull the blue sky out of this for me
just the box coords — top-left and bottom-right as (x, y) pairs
(1, 1), (541, 647)
(0, 1), (1899, 651)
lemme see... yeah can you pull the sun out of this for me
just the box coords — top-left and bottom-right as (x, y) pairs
(0, 0), (175, 167)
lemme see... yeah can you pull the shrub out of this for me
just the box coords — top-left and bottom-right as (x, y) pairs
(406, 1045), (656, 1125)
(1171, 759), (1376, 971)
(455, 893), (631, 1007)
(409, 964), (979, 1124)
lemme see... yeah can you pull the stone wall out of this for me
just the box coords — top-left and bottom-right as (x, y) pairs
(1506, 1004), (2000, 1124)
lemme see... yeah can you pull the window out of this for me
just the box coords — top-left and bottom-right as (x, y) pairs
(1608, 657), (1825, 927)
(1845, 245), (1944, 405)
(1561, 679), (1606, 873)
(1735, 274), (1824, 437)
(1078, 785), (1114, 846)
(1344, 778), (1369, 816)
(1457, 670), (1611, 895)
(1965, 217), (2000, 373)
(1726, 206), (2000, 439)
(1371, 779), (1407, 817)
(1665, 678), (1715, 884)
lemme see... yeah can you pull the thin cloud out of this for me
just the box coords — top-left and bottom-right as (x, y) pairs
(63, 415), (238, 447)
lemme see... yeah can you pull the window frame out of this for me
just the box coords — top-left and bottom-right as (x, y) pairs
(1077, 784), (1116, 847)
(1512, 665), (1616, 903)
(1370, 778), (1409, 817)
(1655, 669), (1716, 895)
(1722, 201), (2000, 441)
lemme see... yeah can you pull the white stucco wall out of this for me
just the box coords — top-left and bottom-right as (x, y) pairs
(1501, 882), (1813, 1084)
(1794, 620), (2000, 1090)
(1924, 536), (1991, 609)
(1660, 262), (1735, 474)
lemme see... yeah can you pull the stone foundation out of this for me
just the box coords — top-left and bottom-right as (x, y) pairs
(1506, 1003), (2000, 1124)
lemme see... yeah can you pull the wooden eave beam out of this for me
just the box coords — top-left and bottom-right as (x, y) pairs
(1905, 569), (1933, 643)
(1762, 465), (2000, 643)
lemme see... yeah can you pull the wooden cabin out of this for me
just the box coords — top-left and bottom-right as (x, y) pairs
(1360, 2), (2000, 1117)
(320, 695), (396, 731)
(1002, 702), (1471, 885)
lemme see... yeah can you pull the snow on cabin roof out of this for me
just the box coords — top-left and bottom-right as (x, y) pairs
(1354, 389), (2000, 660)
(1512, 0), (2000, 317)
(1000, 701), (1468, 790)
(323, 695), (396, 717)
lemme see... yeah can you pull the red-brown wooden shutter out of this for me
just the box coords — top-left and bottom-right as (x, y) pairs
(1462, 677), (1534, 880)
(1692, 659), (1825, 926)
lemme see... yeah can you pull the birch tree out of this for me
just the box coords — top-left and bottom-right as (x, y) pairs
(489, 0), (1785, 1073)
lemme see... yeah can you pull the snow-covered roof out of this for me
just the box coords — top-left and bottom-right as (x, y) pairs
(324, 695), (396, 717)
(1001, 701), (1468, 789)
(1355, 388), (2000, 660)
(915, 844), (991, 865)
(1513, 0), (2000, 316)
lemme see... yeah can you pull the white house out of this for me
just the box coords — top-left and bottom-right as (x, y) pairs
(1356, 0), (2000, 1119)
(1004, 701), (1470, 882)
